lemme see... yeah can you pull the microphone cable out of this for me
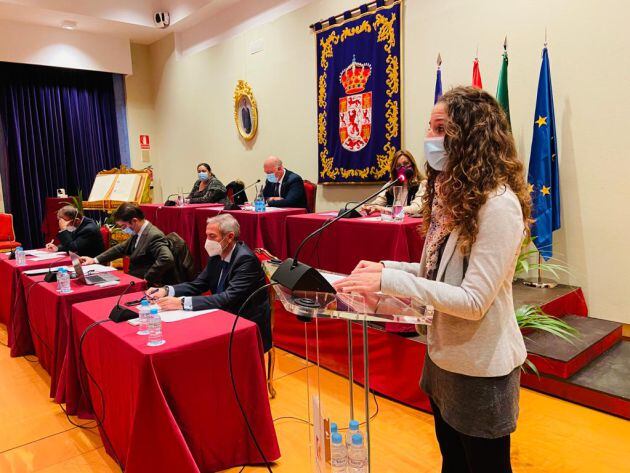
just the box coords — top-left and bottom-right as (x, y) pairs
(229, 281), (279, 473)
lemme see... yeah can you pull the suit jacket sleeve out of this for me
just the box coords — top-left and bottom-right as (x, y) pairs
(267, 174), (305, 208)
(172, 263), (213, 296)
(95, 237), (131, 264)
(57, 222), (100, 255)
(380, 192), (524, 321)
(143, 235), (176, 284)
(188, 254), (260, 312)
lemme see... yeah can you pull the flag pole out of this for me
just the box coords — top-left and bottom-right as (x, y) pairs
(523, 249), (557, 289)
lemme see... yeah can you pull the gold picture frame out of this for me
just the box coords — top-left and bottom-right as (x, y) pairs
(234, 80), (258, 141)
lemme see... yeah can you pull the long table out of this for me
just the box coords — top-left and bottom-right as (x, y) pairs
(0, 252), (71, 350)
(285, 212), (425, 275)
(14, 271), (145, 403)
(195, 207), (307, 267)
(71, 294), (280, 472)
(140, 203), (223, 269)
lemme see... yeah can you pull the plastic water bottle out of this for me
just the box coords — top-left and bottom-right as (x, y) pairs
(330, 432), (347, 473)
(15, 246), (26, 266)
(57, 268), (71, 293)
(346, 419), (360, 448)
(137, 299), (150, 335)
(347, 433), (368, 473)
(254, 193), (266, 212)
(330, 422), (338, 435)
(147, 307), (165, 347)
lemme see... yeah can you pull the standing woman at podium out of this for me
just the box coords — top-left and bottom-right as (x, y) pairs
(188, 163), (228, 204)
(336, 86), (530, 473)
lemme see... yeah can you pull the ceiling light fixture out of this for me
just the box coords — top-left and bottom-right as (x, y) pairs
(61, 20), (77, 30)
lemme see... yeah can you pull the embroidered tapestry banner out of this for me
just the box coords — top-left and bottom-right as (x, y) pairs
(315, 1), (402, 184)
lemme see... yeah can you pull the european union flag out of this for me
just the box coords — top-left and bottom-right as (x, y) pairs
(528, 47), (560, 260)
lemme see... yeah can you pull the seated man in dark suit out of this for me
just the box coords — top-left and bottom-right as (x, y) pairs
(45, 205), (104, 257)
(262, 155), (307, 209)
(146, 214), (272, 352)
(80, 203), (177, 286)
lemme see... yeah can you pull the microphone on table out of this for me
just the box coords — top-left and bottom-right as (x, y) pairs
(164, 192), (188, 206)
(224, 179), (261, 211)
(43, 254), (70, 283)
(8, 248), (16, 260)
(271, 170), (413, 294)
(109, 281), (139, 323)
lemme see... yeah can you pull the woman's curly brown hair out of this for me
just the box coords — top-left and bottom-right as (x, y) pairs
(421, 86), (531, 254)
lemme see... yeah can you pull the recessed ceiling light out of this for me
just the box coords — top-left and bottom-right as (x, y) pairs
(61, 20), (77, 30)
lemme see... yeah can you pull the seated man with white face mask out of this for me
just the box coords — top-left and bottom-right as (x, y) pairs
(45, 205), (104, 257)
(146, 214), (272, 352)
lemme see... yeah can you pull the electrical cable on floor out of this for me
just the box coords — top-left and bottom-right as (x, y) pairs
(230, 282), (279, 473)
(78, 318), (123, 472)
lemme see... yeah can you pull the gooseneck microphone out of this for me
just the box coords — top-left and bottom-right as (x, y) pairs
(164, 192), (188, 206)
(43, 254), (71, 283)
(109, 281), (138, 322)
(271, 170), (413, 293)
(224, 179), (262, 211)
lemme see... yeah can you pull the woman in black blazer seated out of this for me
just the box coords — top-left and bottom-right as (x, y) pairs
(188, 162), (228, 204)
(262, 155), (307, 209)
(45, 205), (104, 257)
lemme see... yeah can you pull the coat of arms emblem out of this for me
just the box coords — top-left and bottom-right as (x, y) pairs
(339, 56), (372, 152)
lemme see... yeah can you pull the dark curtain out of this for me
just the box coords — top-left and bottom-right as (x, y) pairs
(0, 62), (122, 248)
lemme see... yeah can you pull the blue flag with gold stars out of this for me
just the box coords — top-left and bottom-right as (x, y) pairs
(528, 47), (560, 260)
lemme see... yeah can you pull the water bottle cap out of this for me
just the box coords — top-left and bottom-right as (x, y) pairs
(349, 420), (359, 430)
(150, 307), (158, 314)
(58, 268), (66, 273)
(331, 432), (342, 444)
(141, 299), (150, 306)
(330, 422), (338, 433)
(352, 433), (363, 446)
(16, 246), (23, 250)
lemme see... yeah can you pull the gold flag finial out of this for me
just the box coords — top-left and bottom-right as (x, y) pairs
(504, 35), (508, 51)
(437, 53), (442, 67)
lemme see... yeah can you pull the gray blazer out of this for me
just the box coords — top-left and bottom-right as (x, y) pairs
(96, 222), (176, 286)
(381, 185), (527, 377)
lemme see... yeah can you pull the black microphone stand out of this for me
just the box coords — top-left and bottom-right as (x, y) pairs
(109, 281), (138, 322)
(271, 175), (406, 294)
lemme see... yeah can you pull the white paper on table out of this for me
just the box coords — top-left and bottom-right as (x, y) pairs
(159, 308), (218, 323)
(30, 253), (70, 261)
(361, 216), (395, 222)
(319, 211), (339, 216)
(24, 250), (64, 257)
(65, 264), (117, 274)
(260, 207), (286, 212)
(23, 266), (66, 275)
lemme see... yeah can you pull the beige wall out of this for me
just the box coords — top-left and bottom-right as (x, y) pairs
(125, 0), (630, 323)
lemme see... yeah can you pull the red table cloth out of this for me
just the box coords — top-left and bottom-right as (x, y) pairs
(14, 271), (145, 403)
(0, 252), (70, 343)
(71, 294), (280, 472)
(285, 212), (425, 275)
(140, 203), (223, 269)
(195, 207), (306, 267)
(42, 197), (72, 244)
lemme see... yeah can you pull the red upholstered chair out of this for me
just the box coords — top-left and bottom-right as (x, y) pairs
(0, 213), (21, 253)
(100, 225), (111, 250)
(303, 180), (317, 213)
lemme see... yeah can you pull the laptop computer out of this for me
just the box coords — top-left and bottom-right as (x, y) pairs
(69, 252), (119, 286)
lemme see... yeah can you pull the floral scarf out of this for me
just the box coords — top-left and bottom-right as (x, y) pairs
(425, 173), (453, 275)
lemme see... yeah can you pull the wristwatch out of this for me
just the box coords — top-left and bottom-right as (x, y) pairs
(180, 297), (185, 309)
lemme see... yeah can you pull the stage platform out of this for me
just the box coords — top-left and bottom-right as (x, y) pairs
(273, 282), (629, 419)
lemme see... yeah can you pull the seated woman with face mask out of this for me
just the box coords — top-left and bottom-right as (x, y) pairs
(363, 150), (427, 217)
(45, 205), (104, 257)
(188, 162), (228, 204)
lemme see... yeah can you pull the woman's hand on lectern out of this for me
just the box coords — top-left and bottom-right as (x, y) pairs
(333, 271), (381, 294)
(351, 260), (384, 275)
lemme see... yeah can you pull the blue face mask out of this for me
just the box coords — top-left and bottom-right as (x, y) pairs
(198, 172), (209, 181)
(122, 226), (136, 236)
(266, 173), (278, 184)
(424, 137), (448, 171)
